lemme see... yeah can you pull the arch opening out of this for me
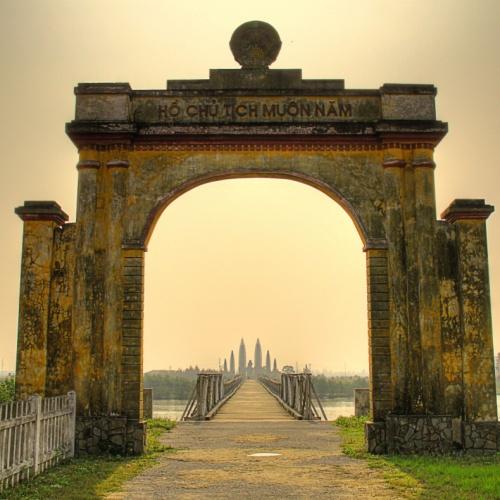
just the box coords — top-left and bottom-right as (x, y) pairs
(143, 178), (369, 418)
(141, 171), (371, 252)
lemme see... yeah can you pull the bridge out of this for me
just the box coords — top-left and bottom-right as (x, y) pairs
(181, 373), (327, 422)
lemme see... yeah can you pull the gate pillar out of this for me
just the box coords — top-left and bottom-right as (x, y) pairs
(15, 201), (68, 398)
(441, 199), (497, 421)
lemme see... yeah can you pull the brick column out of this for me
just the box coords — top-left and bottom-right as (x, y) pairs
(15, 201), (68, 398)
(121, 249), (145, 420)
(365, 247), (392, 420)
(441, 199), (497, 421)
(72, 158), (100, 414)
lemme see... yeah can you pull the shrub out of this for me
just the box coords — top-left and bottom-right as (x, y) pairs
(0, 376), (15, 403)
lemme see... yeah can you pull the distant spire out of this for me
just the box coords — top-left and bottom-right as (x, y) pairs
(254, 338), (262, 373)
(265, 350), (271, 372)
(230, 350), (235, 375)
(223, 358), (228, 372)
(238, 338), (247, 376)
(273, 358), (278, 372)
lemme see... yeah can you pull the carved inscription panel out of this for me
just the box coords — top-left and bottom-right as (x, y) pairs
(132, 96), (381, 124)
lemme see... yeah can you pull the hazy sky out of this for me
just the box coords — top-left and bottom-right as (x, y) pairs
(0, 0), (499, 374)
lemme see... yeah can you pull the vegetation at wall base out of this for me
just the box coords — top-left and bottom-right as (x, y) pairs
(335, 415), (500, 499)
(0, 376), (15, 403)
(5, 418), (176, 499)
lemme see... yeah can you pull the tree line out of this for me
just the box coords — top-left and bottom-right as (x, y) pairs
(311, 374), (369, 398)
(144, 370), (369, 400)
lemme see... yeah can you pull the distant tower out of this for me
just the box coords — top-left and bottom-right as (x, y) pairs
(254, 338), (262, 374)
(223, 358), (228, 373)
(265, 350), (271, 373)
(273, 358), (278, 372)
(230, 350), (235, 375)
(238, 339), (247, 376)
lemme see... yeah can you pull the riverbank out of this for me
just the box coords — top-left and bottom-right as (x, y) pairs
(335, 416), (500, 499)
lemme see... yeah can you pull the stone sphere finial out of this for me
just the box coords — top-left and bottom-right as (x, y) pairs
(230, 21), (282, 69)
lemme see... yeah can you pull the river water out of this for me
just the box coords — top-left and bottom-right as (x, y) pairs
(154, 395), (500, 421)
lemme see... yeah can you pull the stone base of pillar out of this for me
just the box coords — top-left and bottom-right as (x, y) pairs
(354, 388), (370, 417)
(75, 417), (146, 455)
(143, 388), (153, 420)
(366, 417), (500, 454)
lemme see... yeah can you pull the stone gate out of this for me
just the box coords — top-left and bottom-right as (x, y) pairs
(14, 22), (499, 454)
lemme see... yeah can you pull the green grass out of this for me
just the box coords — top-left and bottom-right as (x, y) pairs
(335, 416), (500, 499)
(4, 418), (176, 500)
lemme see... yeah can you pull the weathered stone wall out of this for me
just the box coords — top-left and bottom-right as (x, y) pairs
(366, 417), (500, 454)
(386, 415), (455, 454)
(76, 417), (145, 455)
(462, 422), (500, 452)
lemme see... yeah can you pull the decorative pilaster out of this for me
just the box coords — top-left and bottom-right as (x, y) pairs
(104, 159), (129, 413)
(382, 153), (410, 413)
(15, 201), (68, 398)
(441, 199), (497, 421)
(412, 152), (444, 413)
(73, 158), (100, 414)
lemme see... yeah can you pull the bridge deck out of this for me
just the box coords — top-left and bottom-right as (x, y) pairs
(213, 379), (291, 421)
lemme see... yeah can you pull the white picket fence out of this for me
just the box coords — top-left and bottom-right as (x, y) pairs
(0, 391), (76, 492)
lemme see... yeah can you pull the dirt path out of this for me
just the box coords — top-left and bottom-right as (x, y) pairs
(108, 419), (401, 499)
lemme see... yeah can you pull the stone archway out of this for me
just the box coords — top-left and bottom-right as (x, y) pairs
(14, 22), (498, 454)
(136, 169), (391, 427)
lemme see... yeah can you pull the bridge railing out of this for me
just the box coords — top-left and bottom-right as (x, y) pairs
(259, 373), (327, 420)
(181, 373), (242, 421)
